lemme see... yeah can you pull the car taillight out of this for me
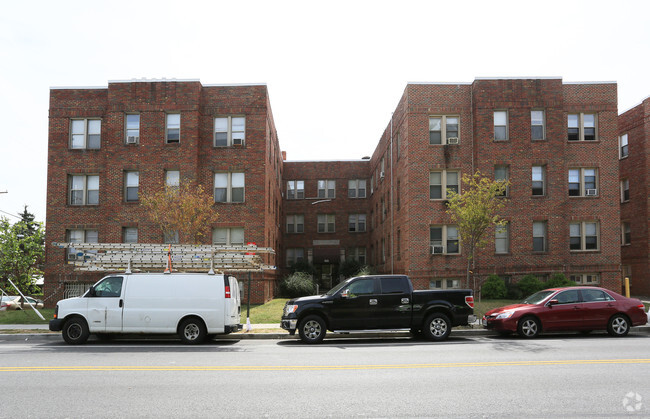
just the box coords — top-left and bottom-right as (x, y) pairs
(225, 285), (231, 299)
(465, 296), (475, 308)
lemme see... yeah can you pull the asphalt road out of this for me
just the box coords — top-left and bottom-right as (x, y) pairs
(1, 332), (649, 418)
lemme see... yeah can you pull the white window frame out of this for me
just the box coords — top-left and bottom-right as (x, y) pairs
(348, 179), (367, 198)
(531, 110), (545, 141)
(532, 166), (545, 196)
(165, 170), (180, 189)
(348, 214), (366, 233)
(124, 171), (139, 202)
(494, 165), (509, 197)
(70, 118), (101, 149)
(166, 113), (180, 143)
(430, 225), (460, 255)
(66, 229), (98, 260)
(125, 113), (140, 144)
(620, 178), (630, 202)
(570, 273), (600, 285)
(214, 116), (245, 147)
(533, 221), (547, 252)
(495, 222), (510, 254)
(317, 214), (335, 233)
(286, 215), (304, 234)
(619, 133), (629, 159)
(212, 227), (245, 246)
(567, 113), (597, 141)
(568, 168), (598, 197)
(123, 227), (138, 243)
(429, 278), (461, 290)
(621, 222), (631, 246)
(569, 221), (599, 251)
(214, 172), (245, 203)
(286, 180), (305, 200)
(69, 174), (99, 206)
(494, 111), (508, 141)
(429, 170), (460, 200)
(318, 180), (335, 199)
(429, 115), (460, 145)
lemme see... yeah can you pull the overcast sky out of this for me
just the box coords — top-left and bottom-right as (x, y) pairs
(1, 0), (649, 222)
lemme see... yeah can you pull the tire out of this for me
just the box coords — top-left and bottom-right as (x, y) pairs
(517, 316), (540, 338)
(422, 313), (451, 342)
(298, 315), (326, 344)
(607, 314), (630, 337)
(62, 316), (90, 345)
(178, 317), (207, 344)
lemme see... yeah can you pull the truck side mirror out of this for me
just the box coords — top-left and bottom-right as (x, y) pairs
(341, 289), (350, 298)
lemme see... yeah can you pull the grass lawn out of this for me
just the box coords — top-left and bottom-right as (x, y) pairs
(0, 308), (54, 324)
(240, 298), (288, 324)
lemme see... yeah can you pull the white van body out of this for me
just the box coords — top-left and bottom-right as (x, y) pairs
(50, 273), (241, 344)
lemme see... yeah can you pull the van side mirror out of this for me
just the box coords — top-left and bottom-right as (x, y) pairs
(88, 287), (96, 297)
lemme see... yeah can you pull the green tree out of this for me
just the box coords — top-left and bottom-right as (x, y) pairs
(517, 274), (544, 297)
(0, 207), (45, 295)
(546, 273), (575, 288)
(446, 171), (509, 291)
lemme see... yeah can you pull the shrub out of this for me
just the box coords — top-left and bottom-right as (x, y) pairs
(481, 274), (507, 299)
(280, 272), (316, 298)
(546, 273), (575, 288)
(506, 282), (523, 300)
(517, 274), (544, 297)
(339, 260), (363, 279)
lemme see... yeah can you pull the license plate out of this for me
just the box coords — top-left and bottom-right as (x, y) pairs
(482, 318), (487, 326)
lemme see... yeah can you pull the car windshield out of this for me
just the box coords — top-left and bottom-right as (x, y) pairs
(325, 279), (352, 296)
(521, 290), (555, 305)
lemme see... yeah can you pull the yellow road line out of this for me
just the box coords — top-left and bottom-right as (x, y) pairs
(1, 359), (649, 372)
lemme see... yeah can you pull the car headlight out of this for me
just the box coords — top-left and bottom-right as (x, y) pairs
(495, 311), (514, 319)
(284, 304), (298, 315)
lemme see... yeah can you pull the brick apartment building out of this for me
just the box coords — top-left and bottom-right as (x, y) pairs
(619, 97), (650, 296)
(44, 77), (626, 305)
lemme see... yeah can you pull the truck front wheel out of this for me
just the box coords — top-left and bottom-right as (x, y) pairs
(422, 313), (451, 342)
(298, 315), (326, 344)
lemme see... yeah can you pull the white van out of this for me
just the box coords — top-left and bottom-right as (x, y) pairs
(49, 273), (241, 344)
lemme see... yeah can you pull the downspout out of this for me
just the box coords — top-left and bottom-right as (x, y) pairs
(390, 113), (394, 274)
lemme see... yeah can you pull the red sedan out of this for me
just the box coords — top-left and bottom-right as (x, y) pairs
(483, 287), (647, 338)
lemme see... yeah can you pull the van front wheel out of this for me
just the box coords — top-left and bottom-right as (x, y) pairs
(62, 316), (90, 345)
(179, 317), (207, 344)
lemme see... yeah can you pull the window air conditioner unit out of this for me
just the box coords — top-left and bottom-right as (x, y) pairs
(585, 189), (597, 196)
(380, 171), (385, 179)
(431, 245), (444, 254)
(233, 138), (243, 146)
(126, 136), (139, 144)
(447, 137), (459, 145)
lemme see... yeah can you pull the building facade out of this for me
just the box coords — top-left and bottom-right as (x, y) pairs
(44, 78), (627, 306)
(619, 97), (650, 296)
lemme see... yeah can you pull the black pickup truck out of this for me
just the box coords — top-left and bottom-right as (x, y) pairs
(281, 274), (475, 343)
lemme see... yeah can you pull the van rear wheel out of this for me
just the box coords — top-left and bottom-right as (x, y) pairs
(179, 317), (207, 344)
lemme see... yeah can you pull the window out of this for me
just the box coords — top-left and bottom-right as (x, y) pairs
(429, 170), (459, 200)
(494, 111), (508, 141)
(125, 114), (140, 144)
(533, 221), (547, 252)
(568, 113), (597, 141)
(347, 247), (366, 264)
(166, 114), (180, 143)
(621, 222), (631, 245)
(570, 273), (600, 285)
(66, 229), (98, 260)
(430, 279), (461, 290)
(164, 230), (179, 244)
(380, 276), (409, 294)
(166, 170), (180, 189)
(429, 116), (460, 145)
(568, 168), (598, 197)
(286, 248), (305, 265)
(123, 227), (138, 243)
(94, 277), (123, 298)
(286, 215), (304, 233)
(214, 116), (245, 147)
(214, 172), (245, 203)
(582, 288), (613, 302)
(70, 119), (101, 149)
(348, 214), (366, 232)
(570, 221), (599, 251)
(317, 214), (335, 233)
(212, 227), (244, 245)
(286, 180), (305, 200)
(532, 166), (545, 196)
(348, 179), (367, 198)
(494, 165), (509, 197)
(620, 179), (630, 202)
(318, 180), (335, 198)
(430, 225), (459, 255)
(69, 175), (99, 205)
(531, 110), (545, 140)
(495, 223), (509, 254)
(619, 134), (629, 158)
(125, 171), (139, 202)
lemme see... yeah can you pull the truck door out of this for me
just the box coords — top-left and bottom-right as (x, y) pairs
(329, 277), (379, 330)
(86, 276), (124, 332)
(375, 276), (412, 329)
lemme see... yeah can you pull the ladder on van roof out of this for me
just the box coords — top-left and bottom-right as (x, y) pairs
(52, 242), (276, 274)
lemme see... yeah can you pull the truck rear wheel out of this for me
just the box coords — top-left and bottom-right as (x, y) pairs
(298, 315), (326, 344)
(62, 316), (90, 345)
(422, 313), (451, 342)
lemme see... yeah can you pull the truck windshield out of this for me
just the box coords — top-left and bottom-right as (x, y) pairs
(325, 280), (352, 296)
